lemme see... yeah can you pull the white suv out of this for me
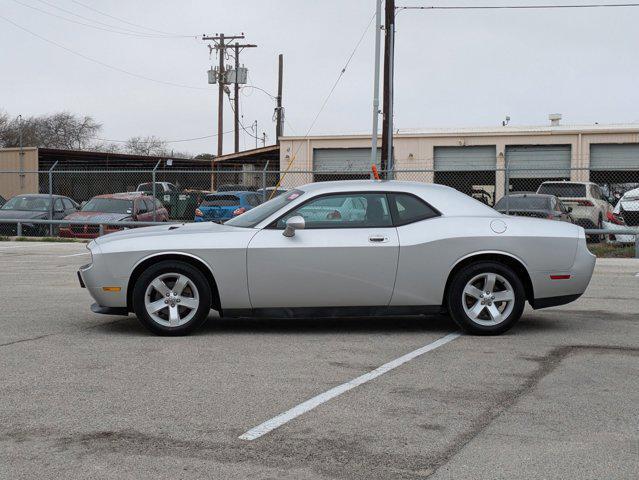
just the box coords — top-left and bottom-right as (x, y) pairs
(536, 181), (612, 230)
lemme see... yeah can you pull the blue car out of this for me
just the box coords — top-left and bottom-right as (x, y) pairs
(194, 191), (262, 223)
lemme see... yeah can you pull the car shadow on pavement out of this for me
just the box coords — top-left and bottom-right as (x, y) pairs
(94, 313), (458, 336)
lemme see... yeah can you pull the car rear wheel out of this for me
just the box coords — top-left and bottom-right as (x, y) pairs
(447, 261), (525, 335)
(132, 261), (211, 335)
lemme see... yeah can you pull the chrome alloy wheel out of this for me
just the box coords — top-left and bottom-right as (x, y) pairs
(144, 273), (200, 327)
(462, 272), (515, 326)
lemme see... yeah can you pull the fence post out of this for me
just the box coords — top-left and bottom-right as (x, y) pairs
(48, 161), (58, 237)
(262, 161), (269, 202)
(504, 157), (510, 215)
(16, 222), (22, 237)
(635, 234), (639, 259)
(152, 160), (161, 221)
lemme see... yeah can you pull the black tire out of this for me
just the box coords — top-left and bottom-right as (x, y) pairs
(447, 261), (526, 335)
(132, 260), (212, 336)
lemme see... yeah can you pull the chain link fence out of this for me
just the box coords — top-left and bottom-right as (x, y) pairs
(1, 164), (638, 254)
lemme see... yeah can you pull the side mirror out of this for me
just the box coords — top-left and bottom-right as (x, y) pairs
(283, 215), (305, 237)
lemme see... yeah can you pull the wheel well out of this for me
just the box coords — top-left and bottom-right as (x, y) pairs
(443, 253), (534, 306)
(127, 254), (221, 313)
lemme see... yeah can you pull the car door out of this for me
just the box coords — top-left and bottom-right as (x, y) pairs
(246, 192), (399, 309)
(53, 198), (66, 219)
(134, 199), (149, 222)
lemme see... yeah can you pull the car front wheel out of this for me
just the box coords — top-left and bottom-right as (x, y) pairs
(447, 261), (525, 335)
(132, 261), (211, 335)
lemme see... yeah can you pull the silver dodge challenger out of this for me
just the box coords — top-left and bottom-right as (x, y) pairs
(78, 180), (596, 336)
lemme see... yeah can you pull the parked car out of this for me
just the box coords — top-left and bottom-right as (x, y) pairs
(79, 180), (595, 337)
(136, 182), (179, 194)
(0, 194), (78, 236)
(605, 186), (639, 243)
(537, 181), (612, 229)
(494, 193), (573, 223)
(194, 191), (262, 223)
(60, 193), (168, 239)
(217, 184), (258, 192)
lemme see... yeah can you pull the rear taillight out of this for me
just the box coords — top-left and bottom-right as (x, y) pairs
(606, 211), (625, 225)
(233, 207), (246, 216)
(547, 214), (554, 219)
(195, 208), (203, 217)
(576, 200), (594, 206)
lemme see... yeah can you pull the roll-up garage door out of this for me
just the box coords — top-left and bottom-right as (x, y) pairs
(590, 144), (639, 170)
(433, 146), (496, 171)
(506, 145), (571, 178)
(313, 148), (381, 173)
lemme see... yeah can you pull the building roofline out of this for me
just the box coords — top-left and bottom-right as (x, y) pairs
(280, 123), (639, 141)
(213, 144), (279, 163)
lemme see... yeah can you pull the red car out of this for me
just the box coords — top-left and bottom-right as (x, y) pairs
(59, 193), (169, 239)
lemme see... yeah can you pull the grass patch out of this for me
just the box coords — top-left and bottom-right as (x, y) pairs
(0, 236), (8, 242)
(588, 243), (635, 258)
(12, 236), (90, 243)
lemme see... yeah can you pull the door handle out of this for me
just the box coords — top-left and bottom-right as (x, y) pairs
(368, 235), (388, 243)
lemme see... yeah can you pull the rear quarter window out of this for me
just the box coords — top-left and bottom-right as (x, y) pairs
(538, 183), (586, 198)
(390, 193), (439, 226)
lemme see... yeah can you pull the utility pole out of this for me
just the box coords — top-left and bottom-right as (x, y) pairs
(275, 54), (284, 144)
(370, 0), (382, 174)
(234, 42), (240, 153)
(202, 33), (252, 155)
(381, 0), (395, 177)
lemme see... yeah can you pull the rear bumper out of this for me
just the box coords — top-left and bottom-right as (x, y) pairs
(530, 234), (596, 308)
(530, 294), (582, 309)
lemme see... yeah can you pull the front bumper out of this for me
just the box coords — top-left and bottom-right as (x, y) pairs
(77, 248), (128, 310)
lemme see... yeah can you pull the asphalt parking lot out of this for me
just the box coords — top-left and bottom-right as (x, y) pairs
(1, 240), (638, 480)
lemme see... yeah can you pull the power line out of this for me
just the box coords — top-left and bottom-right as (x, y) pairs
(398, 3), (639, 11)
(11, 0), (195, 38)
(0, 13), (208, 90)
(276, 11), (376, 186)
(70, 0), (183, 36)
(31, 0), (186, 37)
(95, 130), (234, 144)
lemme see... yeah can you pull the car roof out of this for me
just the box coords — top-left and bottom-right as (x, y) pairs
(93, 193), (142, 200)
(502, 193), (554, 198)
(540, 181), (594, 185)
(208, 191), (255, 196)
(9, 193), (68, 199)
(293, 180), (496, 217)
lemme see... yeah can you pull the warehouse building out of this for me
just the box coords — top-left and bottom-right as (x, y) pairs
(278, 121), (639, 201)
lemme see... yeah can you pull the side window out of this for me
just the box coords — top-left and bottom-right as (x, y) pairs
(54, 198), (64, 212)
(62, 198), (74, 210)
(154, 198), (164, 210)
(136, 200), (147, 214)
(591, 185), (601, 200)
(276, 193), (392, 229)
(144, 199), (155, 212)
(389, 193), (439, 226)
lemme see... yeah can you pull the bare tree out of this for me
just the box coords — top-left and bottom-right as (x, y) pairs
(124, 136), (169, 156)
(0, 112), (101, 149)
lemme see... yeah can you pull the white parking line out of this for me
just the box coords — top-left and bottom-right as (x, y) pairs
(58, 252), (90, 258)
(239, 332), (461, 441)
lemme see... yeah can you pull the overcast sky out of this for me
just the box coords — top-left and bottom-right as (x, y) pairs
(2, 0), (639, 155)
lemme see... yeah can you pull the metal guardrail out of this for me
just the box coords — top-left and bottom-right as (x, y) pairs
(0, 218), (178, 237)
(0, 219), (637, 256)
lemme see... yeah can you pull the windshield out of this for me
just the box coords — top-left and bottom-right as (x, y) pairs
(1, 196), (50, 211)
(82, 198), (133, 214)
(225, 189), (304, 228)
(495, 196), (550, 210)
(201, 195), (240, 207)
(538, 183), (586, 198)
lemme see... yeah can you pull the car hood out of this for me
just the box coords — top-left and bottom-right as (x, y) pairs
(0, 209), (48, 220)
(92, 220), (252, 246)
(64, 211), (132, 222)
